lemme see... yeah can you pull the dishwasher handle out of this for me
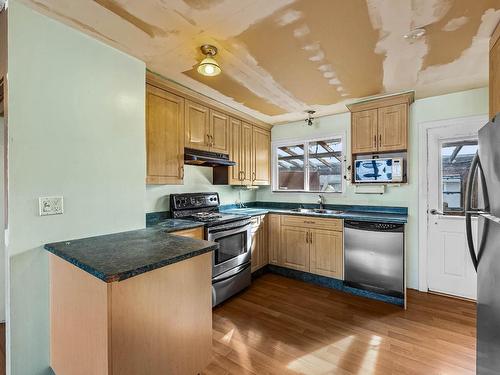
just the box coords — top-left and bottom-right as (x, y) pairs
(344, 220), (404, 233)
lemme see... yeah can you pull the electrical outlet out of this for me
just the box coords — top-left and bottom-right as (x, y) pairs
(39, 196), (64, 216)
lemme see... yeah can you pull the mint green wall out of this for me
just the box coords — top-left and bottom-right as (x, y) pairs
(257, 87), (489, 289)
(7, 2), (146, 373)
(146, 165), (257, 212)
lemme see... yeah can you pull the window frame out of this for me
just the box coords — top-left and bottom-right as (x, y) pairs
(271, 133), (345, 193)
(438, 136), (478, 216)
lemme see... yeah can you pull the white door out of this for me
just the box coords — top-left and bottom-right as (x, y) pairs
(426, 122), (480, 300)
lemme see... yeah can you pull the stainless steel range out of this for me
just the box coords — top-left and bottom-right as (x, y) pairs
(170, 192), (252, 306)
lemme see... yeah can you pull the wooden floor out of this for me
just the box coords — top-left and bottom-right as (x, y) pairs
(205, 274), (476, 375)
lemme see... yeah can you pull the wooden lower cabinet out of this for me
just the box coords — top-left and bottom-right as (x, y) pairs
(252, 214), (343, 279)
(280, 225), (310, 272)
(172, 226), (204, 240)
(309, 228), (343, 279)
(268, 214), (281, 265)
(50, 253), (212, 375)
(274, 215), (344, 279)
(250, 215), (268, 272)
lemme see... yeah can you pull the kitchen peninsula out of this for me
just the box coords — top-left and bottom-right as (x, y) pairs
(44, 228), (217, 375)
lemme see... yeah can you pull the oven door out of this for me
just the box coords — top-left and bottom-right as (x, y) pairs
(208, 220), (252, 277)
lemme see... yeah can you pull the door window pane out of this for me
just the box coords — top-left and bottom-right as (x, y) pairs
(277, 144), (305, 190)
(308, 139), (342, 192)
(441, 140), (478, 215)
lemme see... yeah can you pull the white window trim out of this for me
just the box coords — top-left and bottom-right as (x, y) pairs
(271, 133), (345, 193)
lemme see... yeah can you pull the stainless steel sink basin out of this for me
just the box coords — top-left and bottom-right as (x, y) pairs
(290, 208), (343, 215)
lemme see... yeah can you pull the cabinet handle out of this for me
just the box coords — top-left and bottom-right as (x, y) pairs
(379, 134), (382, 147)
(305, 231), (309, 243)
(252, 172), (256, 181)
(181, 166), (184, 179)
(238, 171), (244, 181)
(373, 134), (376, 147)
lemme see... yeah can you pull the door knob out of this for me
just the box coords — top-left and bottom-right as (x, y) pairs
(429, 209), (444, 215)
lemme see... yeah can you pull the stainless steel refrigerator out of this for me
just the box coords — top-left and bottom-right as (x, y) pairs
(465, 113), (500, 375)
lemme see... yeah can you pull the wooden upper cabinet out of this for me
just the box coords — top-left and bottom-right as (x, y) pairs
(351, 109), (378, 154)
(241, 122), (253, 185)
(378, 104), (407, 152)
(146, 84), (185, 185)
(490, 20), (500, 119)
(209, 109), (230, 154)
(228, 117), (243, 184)
(309, 229), (343, 279)
(185, 100), (210, 151)
(251, 126), (271, 185)
(348, 92), (413, 155)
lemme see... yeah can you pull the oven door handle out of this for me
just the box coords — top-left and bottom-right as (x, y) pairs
(212, 262), (251, 283)
(208, 223), (251, 236)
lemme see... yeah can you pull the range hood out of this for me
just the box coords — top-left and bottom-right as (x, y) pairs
(184, 148), (236, 167)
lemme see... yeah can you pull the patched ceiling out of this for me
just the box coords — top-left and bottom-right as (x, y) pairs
(21, 0), (500, 124)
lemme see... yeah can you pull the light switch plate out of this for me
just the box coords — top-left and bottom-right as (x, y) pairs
(39, 196), (64, 216)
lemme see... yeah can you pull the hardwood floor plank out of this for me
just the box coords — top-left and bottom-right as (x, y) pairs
(204, 274), (476, 375)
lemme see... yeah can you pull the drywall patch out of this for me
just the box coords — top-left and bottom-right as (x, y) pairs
(93, 0), (167, 37)
(183, 68), (287, 116)
(366, 0), (448, 93)
(422, 0), (500, 70)
(182, 0), (224, 11)
(236, 0), (383, 106)
(417, 7), (500, 97)
(276, 9), (302, 26)
(443, 16), (468, 31)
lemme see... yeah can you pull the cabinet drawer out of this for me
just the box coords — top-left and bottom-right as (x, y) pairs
(281, 215), (342, 231)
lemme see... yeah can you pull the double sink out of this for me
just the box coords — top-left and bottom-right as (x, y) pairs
(290, 208), (344, 215)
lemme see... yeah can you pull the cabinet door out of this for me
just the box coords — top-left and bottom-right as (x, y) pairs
(209, 109), (230, 154)
(146, 84), (184, 185)
(268, 214), (281, 265)
(490, 26), (500, 119)
(377, 104), (407, 152)
(228, 118), (243, 185)
(309, 229), (343, 279)
(251, 126), (271, 185)
(280, 226), (309, 271)
(259, 215), (269, 268)
(241, 122), (253, 185)
(185, 100), (209, 151)
(351, 109), (378, 154)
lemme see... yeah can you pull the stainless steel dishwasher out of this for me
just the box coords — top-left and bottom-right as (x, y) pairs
(344, 220), (404, 298)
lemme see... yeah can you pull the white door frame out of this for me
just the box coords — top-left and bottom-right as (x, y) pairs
(418, 114), (488, 292)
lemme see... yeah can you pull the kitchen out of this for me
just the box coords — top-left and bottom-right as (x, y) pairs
(2, 1), (500, 375)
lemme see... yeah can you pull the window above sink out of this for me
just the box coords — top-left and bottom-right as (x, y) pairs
(272, 135), (344, 193)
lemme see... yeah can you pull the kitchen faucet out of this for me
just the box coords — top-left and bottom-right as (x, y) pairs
(318, 194), (325, 210)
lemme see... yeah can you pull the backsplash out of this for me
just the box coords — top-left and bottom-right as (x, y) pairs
(146, 165), (258, 213)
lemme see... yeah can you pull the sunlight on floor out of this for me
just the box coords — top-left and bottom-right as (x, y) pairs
(286, 335), (382, 375)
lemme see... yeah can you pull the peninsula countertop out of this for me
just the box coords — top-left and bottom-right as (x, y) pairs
(44, 227), (217, 283)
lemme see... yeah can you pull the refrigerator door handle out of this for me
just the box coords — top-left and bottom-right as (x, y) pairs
(465, 152), (482, 271)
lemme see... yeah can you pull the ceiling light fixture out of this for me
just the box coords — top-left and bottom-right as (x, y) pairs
(305, 110), (316, 126)
(403, 28), (426, 41)
(197, 44), (221, 77)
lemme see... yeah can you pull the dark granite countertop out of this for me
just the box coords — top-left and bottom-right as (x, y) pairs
(44, 227), (217, 283)
(155, 219), (205, 233)
(220, 204), (408, 224)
